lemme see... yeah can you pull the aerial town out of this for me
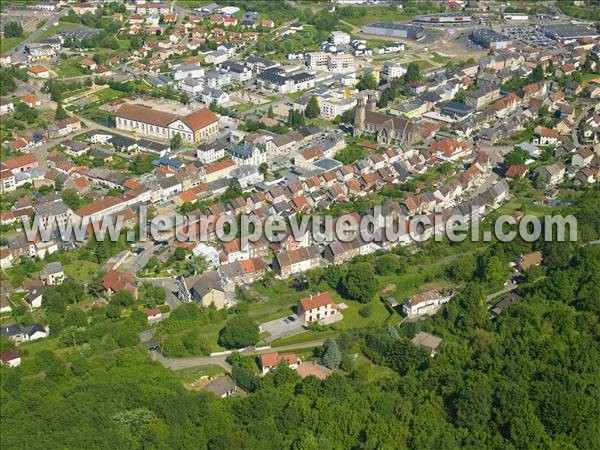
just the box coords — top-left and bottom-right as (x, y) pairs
(1, 1), (600, 448)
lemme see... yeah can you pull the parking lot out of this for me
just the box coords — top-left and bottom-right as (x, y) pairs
(259, 314), (304, 343)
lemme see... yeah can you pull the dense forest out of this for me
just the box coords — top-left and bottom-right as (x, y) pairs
(1, 192), (600, 449)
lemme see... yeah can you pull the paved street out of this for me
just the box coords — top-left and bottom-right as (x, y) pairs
(152, 339), (326, 371)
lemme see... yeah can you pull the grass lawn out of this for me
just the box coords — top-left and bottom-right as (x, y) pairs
(342, 8), (417, 27)
(175, 364), (225, 382)
(414, 59), (434, 70)
(430, 52), (451, 65)
(56, 59), (87, 77)
(0, 33), (30, 53)
(64, 260), (100, 283)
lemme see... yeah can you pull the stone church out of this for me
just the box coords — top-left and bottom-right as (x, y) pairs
(354, 94), (420, 145)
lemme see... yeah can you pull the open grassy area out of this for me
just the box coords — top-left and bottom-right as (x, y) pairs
(430, 52), (451, 65)
(64, 260), (100, 283)
(175, 364), (226, 382)
(0, 33), (30, 53)
(56, 59), (87, 77)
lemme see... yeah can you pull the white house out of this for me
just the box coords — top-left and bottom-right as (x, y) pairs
(258, 352), (300, 374)
(402, 290), (452, 317)
(227, 143), (267, 167)
(172, 64), (205, 81)
(0, 351), (21, 367)
(297, 292), (339, 325)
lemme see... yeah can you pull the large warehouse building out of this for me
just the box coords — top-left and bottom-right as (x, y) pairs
(362, 23), (426, 41)
(541, 24), (600, 43)
(470, 28), (512, 50)
(413, 13), (473, 24)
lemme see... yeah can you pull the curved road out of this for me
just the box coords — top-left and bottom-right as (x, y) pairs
(572, 103), (596, 147)
(152, 338), (325, 371)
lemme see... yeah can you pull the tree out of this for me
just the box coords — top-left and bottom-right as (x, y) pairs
(258, 162), (269, 176)
(111, 289), (135, 308)
(218, 316), (259, 349)
(287, 109), (305, 129)
(356, 72), (377, 91)
(173, 247), (187, 261)
(322, 339), (342, 369)
(4, 21), (23, 38)
(531, 64), (545, 82)
(129, 154), (154, 175)
(404, 62), (421, 83)
(305, 96), (320, 119)
(55, 102), (68, 121)
(170, 133), (182, 150)
(342, 262), (378, 303)
(61, 188), (82, 210)
(180, 92), (189, 104)
(454, 88), (466, 103)
(267, 104), (274, 118)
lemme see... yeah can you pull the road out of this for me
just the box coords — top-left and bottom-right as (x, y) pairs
(152, 338), (326, 371)
(572, 103), (596, 147)
(7, 10), (65, 58)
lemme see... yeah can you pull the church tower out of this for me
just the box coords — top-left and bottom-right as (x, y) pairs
(366, 93), (377, 112)
(354, 96), (366, 137)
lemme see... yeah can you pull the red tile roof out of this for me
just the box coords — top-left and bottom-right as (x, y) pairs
(298, 292), (335, 312)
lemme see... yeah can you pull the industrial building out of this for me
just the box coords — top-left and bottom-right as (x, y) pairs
(362, 23), (426, 41)
(470, 28), (512, 50)
(541, 24), (600, 43)
(413, 13), (473, 24)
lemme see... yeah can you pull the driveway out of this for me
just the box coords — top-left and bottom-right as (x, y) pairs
(260, 314), (304, 343)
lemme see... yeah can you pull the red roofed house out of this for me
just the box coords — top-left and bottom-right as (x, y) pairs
(505, 165), (528, 179)
(145, 308), (162, 321)
(1, 153), (38, 174)
(258, 351), (300, 374)
(297, 291), (339, 325)
(103, 270), (138, 298)
(0, 351), (21, 367)
(533, 126), (559, 146)
(20, 94), (41, 108)
(431, 137), (471, 162)
(28, 65), (50, 78)
(80, 58), (97, 71)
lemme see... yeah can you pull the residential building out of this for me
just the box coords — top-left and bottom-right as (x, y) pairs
(116, 104), (219, 144)
(297, 291), (339, 325)
(259, 352), (300, 374)
(402, 290), (452, 317)
(381, 61), (406, 81)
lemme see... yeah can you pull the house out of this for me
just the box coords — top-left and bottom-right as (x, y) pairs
(402, 290), (452, 317)
(19, 94), (41, 108)
(489, 292), (523, 319)
(572, 148), (594, 168)
(28, 65), (50, 78)
(411, 332), (442, 357)
(0, 98), (14, 115)
(0, 351), (21, 367)
(1, 153), (39, 174)
(145, 308), (163, 322)
(535, 162), (565, 186)
(258, 352), (300, 374)
(430, 137), (471, 161)
(203, 376), (237, 397)
(40, 261), (64, 285)
(505, 165), (528, 179)
(517, 251), (543, 272)
(272, 245), (321, 278)
(297, 292), (339, 325)
(102, 270), (137, 297)
(533, 127), (559, 146)
(295, 361), (333, 380)
(0, 323), (47, 343)
(184, 270), (230, 310)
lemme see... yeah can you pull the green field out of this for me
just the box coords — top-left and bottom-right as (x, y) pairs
(56, 59), (87, 77)
(64, 260), (100, 282)
(0, 33), (30, 53)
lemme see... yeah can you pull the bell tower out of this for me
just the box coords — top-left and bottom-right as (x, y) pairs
(354, 96), (366, 137)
